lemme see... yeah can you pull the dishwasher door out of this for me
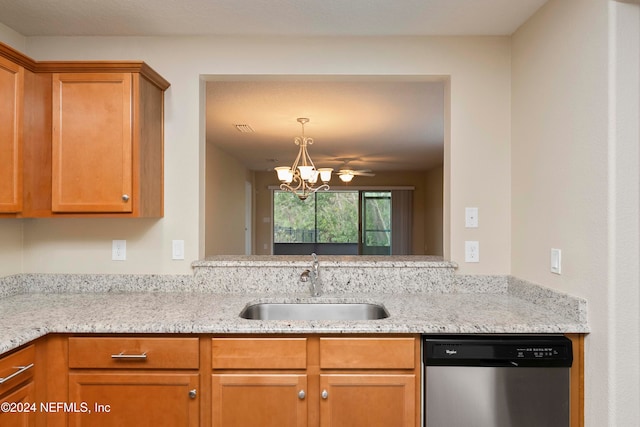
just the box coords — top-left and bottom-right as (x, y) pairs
(424, 335), (572, 427)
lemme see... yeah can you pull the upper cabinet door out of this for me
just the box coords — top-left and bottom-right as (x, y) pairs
(52, 73), (133, 213)
(0, 56), (23, 213)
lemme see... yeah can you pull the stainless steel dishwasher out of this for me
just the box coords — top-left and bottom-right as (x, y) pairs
(423, 335), (573, 427)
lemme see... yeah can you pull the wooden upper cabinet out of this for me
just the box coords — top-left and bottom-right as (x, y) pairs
(0, 41), (169, 218)
(52, 73), (132, 213)
(0, 55), (23, 213)
(51, 71), (165, 216)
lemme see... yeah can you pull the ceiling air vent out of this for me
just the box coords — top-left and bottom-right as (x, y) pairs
(234, 124), (254, 133)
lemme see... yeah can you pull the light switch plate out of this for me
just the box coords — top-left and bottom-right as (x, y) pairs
(551, 248), (562, 274)
(172, 240), (185, 260)
(465, 207), (479, 228)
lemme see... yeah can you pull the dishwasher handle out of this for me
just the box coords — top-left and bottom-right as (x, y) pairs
(424, 358), (569, 368)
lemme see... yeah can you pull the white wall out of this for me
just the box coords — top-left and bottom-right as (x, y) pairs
(0, 35), (513, 275)
(512, 0), (640, 425)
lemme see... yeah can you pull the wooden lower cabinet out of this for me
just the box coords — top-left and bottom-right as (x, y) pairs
(0, 345), (36, 427)
(68, 372), (199, 427)
(66, 336), (201, 427)
(210, 336), (421, 427)
(211, 374), (307, 427)
(319, 374), (415, 427)
(0, 333), (585, 426)
(0, 381), (36, 427)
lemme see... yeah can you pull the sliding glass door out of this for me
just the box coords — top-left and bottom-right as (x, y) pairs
(361, 192), (392, 255)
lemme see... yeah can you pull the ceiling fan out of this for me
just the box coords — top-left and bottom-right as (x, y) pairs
(332, 158), (376, 182)
(337, 169), (375, 182)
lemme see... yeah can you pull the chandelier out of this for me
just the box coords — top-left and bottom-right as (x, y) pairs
(275, 118), (332, 200)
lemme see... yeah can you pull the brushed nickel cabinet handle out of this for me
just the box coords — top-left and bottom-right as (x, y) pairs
(298, 390), (306, 400)
(321, 389), (328, 399)
(122, 194), (130, 202)
(0, 363), (34, 384)
(111, 352), (147, 360)
(189, 389), (197, 399)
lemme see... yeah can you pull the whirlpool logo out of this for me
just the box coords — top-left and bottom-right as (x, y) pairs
(445, 349), (458, 355)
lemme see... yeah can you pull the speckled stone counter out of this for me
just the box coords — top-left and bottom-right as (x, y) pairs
(192, 255), (457, 293)
(0, 256), (589, 355)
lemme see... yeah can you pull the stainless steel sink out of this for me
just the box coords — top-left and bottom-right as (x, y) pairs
(239, 302), (389, 321)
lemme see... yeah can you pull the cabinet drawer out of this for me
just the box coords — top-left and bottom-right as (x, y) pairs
(69, 337), (199, 369)
(320, 337), (415, 369)
(0, 345), (35, 395)
(212, 338), (307, 369)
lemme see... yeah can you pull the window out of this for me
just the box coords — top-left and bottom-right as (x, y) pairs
(274, 191), (359, 254)
(273, 190), (405, 255)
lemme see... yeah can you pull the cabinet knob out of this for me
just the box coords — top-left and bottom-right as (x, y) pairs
(298, 390), (306, 400)
(189, 389), (197, 399)
(321, 389), (328, 400)
(122, 194), (130, 202)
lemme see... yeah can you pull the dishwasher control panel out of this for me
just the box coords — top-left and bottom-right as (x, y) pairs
(424, 335), (573, 367)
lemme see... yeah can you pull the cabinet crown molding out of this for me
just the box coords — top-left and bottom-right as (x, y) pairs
(0, 42), (170, 91)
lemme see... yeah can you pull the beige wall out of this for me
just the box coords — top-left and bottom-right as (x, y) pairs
(0, 23), (25, 52)
(253, 171), (274, 255)
(1, 5), (638, 423)
(608, 3), (640, 423)
(251, 169), (441, 256)
(512, 0), (640, 425)
(0, 35), (512, 275)
(0, 221), (22, 276)
(424, 165), (444, 256)
(205, 143), (251, 255)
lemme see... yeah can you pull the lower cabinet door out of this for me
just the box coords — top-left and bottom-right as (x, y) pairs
(0, 381), (36, 427)
(319, 374), (416, 427)
(212, 374), (307, 427)
(68, 372), (199, 427)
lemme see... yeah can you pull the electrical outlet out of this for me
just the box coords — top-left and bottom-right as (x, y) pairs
(112, 240), (126, 261)
(172, 240), (185, 260)
(465, 241), (479, 263)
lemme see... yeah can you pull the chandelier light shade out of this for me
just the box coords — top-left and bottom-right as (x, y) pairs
(275, 118), (332, 200)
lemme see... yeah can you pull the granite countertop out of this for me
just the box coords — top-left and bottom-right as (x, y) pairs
(0, 257), (589, 355)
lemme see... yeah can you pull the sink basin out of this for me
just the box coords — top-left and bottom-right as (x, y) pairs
(239, 302), (389, 321)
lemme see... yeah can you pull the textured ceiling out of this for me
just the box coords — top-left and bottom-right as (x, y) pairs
(0, 0), (547, 175)
(206, 78), (445, 173)
(0, 0), (547, 37)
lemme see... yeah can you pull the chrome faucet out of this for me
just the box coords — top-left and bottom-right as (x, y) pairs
(300, 253), (322, 297)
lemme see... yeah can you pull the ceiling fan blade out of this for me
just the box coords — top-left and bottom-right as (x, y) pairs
(353, 171), (375, 176)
